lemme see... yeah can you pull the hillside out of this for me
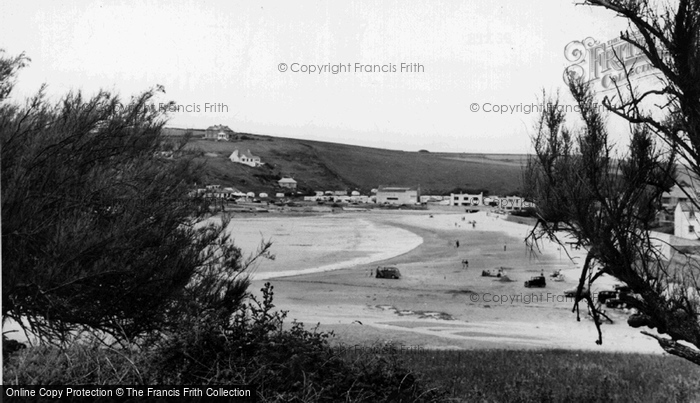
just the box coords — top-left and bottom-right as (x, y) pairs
(166, 128), (526, 195)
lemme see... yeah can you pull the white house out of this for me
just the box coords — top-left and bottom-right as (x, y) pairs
(376, 185), (420, 205)
(675, 202), (700, 239)
(450, 193), (483, 207)
(229, 149), (262, 167)
(278, 178), (297, 189)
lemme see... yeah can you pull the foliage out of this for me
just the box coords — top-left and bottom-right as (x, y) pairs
(5, 284), (447, 402)
(525, 0), (700, 366)
(149, 282), (444, 402)
(0, 49), (246, 345)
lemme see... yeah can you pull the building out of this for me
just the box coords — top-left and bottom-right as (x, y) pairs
(663, 184), (698, 211)
(229, 149), (262, 167)
(376, 185), (420, 205)
(491, 196), (527, 211)
(663, 184), (696, 210)
(675, 202), (700, 239)
(450, 193), (483, 207)
(204, 125), (235, 140)
(278, 178), (297, 189)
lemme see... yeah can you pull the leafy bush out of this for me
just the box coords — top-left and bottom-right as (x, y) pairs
(150, 283), (445, 401)
(4, 283), (445, 402)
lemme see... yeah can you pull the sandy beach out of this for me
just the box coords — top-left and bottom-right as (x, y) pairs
(4, 209), (665, 355)
(236, 210), (664, 354)
(224, 214), (423, 280)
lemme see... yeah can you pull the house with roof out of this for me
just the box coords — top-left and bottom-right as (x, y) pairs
(662, 184), (698, 211)
(229, 149), (262, 167)
(278, 177), (297, 189)
(205, 124), (235, 140)
(376, 185), (420, 205)
(675, 202), (700, 239)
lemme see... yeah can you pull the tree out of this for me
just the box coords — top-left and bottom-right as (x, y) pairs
(525, 0), (700, 365)
(0, 50), (253, 345)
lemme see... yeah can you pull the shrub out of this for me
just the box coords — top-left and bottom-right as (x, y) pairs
(148, 283), (446, 401)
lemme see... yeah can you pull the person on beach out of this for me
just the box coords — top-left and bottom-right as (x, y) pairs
(455, 240), (460, 248)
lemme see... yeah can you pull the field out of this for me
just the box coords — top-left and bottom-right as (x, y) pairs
(172, 132), (526, 195)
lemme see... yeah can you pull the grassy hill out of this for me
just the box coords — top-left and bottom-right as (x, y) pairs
(165, 128), (526, 195)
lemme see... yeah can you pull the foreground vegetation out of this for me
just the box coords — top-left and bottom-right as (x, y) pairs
(7, 324), (700, 403)
(4, 284), (444, 402)
(395, 349), (700, 402)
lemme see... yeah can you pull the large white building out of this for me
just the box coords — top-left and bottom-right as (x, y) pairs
(450, 192), (483, 207)
(229, 149), (262, 167)
(375, 185), (420, 205)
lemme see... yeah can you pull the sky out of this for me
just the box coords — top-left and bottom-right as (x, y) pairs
(1, 1), (635, 153)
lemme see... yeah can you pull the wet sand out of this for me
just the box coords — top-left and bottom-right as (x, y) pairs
(224, 214), (423, 280)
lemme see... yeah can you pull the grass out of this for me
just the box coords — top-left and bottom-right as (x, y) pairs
(6, 341), (700, 402)
(347, 348), (700, 402)
(179, 135), (525, 195)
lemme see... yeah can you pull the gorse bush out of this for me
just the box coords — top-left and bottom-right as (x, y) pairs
(0, 49), (246, 345)
(150, 283), (445, 402)
(4, 283), (446, 402)
(1, 49), (444, 401)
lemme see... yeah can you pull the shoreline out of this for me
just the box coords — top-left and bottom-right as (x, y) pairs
(251, 211), (663, 354)
(225, 214), (424, 281)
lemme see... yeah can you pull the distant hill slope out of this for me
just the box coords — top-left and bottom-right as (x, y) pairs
(167, 128), (525, 195)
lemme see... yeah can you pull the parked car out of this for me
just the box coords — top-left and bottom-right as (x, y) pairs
(597, 290), (618, 304)
(524, 275), (546, 288)
(376, 266), (401, 279)
(603, 284), (633, 308)
(482, 268), (505, 277)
